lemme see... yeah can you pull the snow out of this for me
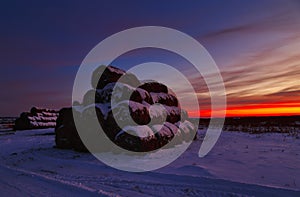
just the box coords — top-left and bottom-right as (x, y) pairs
(151, 124), (173, 138)
(149, 104), (167, 121)
(166, 122), (182, 137)
(135, 88), (150, 100)
(100, 83), (150, 105)
(176, 120), (195, 135)
(115, 125), (155, 139)
(164, 105), (181, 117)
(98, 83), (135, 104)
(106, 65), (125, 75)
(111, 100), (146, 115)
(28, 116), (57, 122)
(150, 92), (176, 104)
(41, 111), (59, 117)
(148, 105), (181, 121)
(0, 128), (299, 196)
(29, 121), (56, 128)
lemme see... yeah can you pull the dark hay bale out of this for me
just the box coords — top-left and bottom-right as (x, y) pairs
(139, 81), (168, 93)
(150, 92), (178, 107)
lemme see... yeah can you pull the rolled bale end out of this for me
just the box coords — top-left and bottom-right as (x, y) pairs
(99, 83), (137, 104)
(114, 125), (156, 152)
(130, 88), (153, 104)
(118, 72), (141, 88)
(150, 92), (178, 107)
(93, 65), (125, 89)
(151, 124), (174, 148)
(165, 106), (182, 124)
(91, 65), (121, 89)
(109, 101), (151, 127)
(128, 101), (151, 125)
(175, 120), (197, 142)
(139, 81), (168, 93)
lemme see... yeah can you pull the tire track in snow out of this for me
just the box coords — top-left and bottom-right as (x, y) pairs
(0, 164), (120, 197)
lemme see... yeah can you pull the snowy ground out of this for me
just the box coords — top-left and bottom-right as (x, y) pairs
(0, 128), (299, 196)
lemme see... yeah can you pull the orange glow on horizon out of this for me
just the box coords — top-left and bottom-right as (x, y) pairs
(188, 102), (300, 118)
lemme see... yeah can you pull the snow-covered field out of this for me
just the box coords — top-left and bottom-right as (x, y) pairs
(0, 128), (299, 196)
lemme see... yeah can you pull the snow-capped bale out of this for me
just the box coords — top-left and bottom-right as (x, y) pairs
(175, 120), (196, 142)
(148, 105), (184, 125)
(130, 88), (153, 104)
(41, 111), (58, 117)
(108, 101), (151, 126)
(97, 82), (153, 105)
(82, 89), (101, 106)
(139, 81), (168, 93)
(117, 72), (141, 88)
(30, 107), (58, 115)
(92, 65), (140, 90)
(165, 106), (182, 123)
(97, 83), (136, 104)
(92, 65), (124, 89)
(101, 101), (152, 141)
(150, 92), (178, 107)
(14, 107), (58, 130)
(164, 121), (181, 137)
(151, 124), (174, 147)
(148, 104), (168, 124)
(115, 125), (156, 152)
(27, 115), (57, 122)
(181, 109), (189, 122)
(128, 101), (151, 125)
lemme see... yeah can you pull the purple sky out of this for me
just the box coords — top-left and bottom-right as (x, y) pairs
(1, 0), (300, 116)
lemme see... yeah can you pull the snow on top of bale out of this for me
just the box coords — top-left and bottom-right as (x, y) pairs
(106, 65), (125, 75)
(30, 107), (59, 114)
(139, 81), (168, 93)
(150, 92), (178, 107)
(151, 124), (173, 138)
(115, 125), (155, 139)
(15, 106), (58, 130)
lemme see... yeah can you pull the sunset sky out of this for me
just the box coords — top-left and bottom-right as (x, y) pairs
(0, 0), (300, 117)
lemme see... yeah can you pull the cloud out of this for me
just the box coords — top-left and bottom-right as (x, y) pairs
(185, 23), (300, 114)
